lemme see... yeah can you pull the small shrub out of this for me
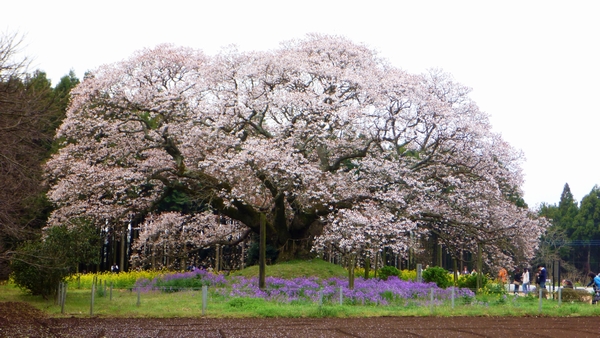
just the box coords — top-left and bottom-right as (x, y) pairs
(400, 269), (417, 281)
(378, 266), (401, 281)
(559, 288), (591, 302)
(457, 273), (488, 290)
(479, 282), (506, 295)
(353, 267), (366, 278)
(460, 294), (475, 305)
(380, 290), (395, 302)
(246, 242), (278, 266)
(314, 306), (339, 317)
(95, 285), (106, 297)
(227, 297), (266, 309)
(493, 294), (508, 305)
(422, 266), (452, 288)
(520, 292), (537, 302)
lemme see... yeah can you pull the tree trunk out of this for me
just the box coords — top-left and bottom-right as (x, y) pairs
(220, 199), (322, 262)
(181, 246), (187, 271)
(151, 245), (156, 269)
(476, 243), (483, 291)
(453, 258), (458, 286)
(215, 244), (221, 272)
(348, 254), (356, 290)
(374, 252), (379, 279)
(240, 242), (245, 270)
(259, 213), (266, 290)
(587, 245), (591, 273)
(120, 230), (126, 272)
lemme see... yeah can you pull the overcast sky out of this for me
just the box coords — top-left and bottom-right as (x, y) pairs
(3, 0), (599, 208)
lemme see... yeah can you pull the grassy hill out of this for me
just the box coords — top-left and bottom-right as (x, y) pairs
(229, 258), (347, 280)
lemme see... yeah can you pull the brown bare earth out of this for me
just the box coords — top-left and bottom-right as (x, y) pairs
(1, 302), (600, 337)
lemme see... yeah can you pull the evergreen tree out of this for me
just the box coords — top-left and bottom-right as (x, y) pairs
(573, 186), (600, 272)
(0, 31), (80, 280)
(536, 183), (579, 273)
(557, 183), (580, 237)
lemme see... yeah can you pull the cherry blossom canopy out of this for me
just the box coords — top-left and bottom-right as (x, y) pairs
(45, 34), (547, 268)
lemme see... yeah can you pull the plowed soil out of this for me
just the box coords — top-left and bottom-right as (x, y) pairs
(1, 301), (599, 337)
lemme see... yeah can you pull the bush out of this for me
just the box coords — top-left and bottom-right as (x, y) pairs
(378, 266), (401, 281)
(246, 242), (279, 266)
(227, 297), (267, 309)
(10, 223), (100, 298)
(479, 282), (506, 295)
(10, 240), (67, 298)
(400, 269), (417, 281)
(422, 266), (452, 288)
(559, 288), (592, 303)
(353, 267), (366, 278)
(457, 273), (488, 290)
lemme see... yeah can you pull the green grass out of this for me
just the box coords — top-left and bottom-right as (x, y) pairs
(4, 284), (600, 319)
(230, 258), (348, 280)
(4, 260), (600, 318)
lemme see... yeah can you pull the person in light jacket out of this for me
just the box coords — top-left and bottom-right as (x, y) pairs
(522, 268), (530, 294)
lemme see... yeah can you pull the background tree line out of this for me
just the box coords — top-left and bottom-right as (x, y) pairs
(0, 32), (100, 297)
(537, 183), (600, 279)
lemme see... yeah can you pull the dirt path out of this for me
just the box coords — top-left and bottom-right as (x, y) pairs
(2, 302), (599, 337)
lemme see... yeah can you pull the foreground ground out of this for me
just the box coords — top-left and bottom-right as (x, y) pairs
(1, 302), (599, 337)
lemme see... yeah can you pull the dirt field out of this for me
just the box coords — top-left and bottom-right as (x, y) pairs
(1, 302), (600, 337)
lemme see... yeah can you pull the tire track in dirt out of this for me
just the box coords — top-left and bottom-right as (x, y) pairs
(2, 302), (600, 337)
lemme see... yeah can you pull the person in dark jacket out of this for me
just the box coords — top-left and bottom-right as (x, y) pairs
(536, 264), (547, 290)
(586, 272), (600, 290)
(513, 268), (523, 295)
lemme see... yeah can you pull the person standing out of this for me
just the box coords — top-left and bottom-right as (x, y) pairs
(522, 268), (530, 294)
(498, 267), (508, 283)
(462, 266), (469, 275)
(513, 267), (523, 295)
(587, 272), (600, 304)
(536, 264), (547, 290)
(498, 267), (508, 291)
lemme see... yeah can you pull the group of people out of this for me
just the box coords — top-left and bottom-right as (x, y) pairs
(503, 265), (547, 295)
(461, 266), (477, 275)
(447, 264), (600, 298)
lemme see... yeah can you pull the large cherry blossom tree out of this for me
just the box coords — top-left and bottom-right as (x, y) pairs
(45, 34), (547, 269)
